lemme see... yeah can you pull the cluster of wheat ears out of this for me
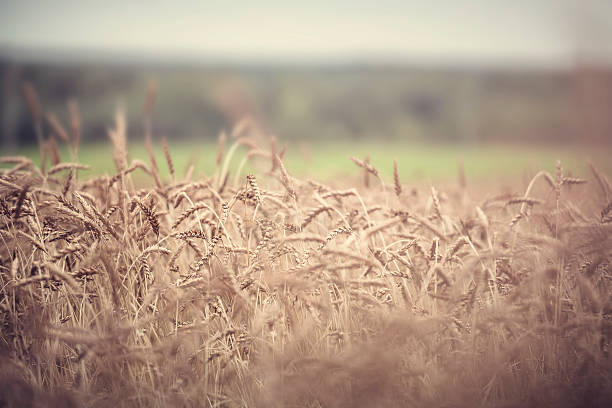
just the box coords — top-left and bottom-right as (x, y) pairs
(1, 86), (611, 407)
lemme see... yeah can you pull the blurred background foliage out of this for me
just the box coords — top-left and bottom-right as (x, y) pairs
(3, 61), (611, 149)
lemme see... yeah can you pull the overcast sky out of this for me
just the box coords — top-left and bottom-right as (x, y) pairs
(1, 0), (611, 66)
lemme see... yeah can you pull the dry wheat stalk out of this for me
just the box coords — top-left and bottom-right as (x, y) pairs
(47, 136), (61, 166)
(301, 205), (333, 229)
(173, 202), (212, 230)
(161, 138), (175, 180)
(137, 201), (160, 237)
(217, 131), (227, 166)
(350, 156), (380, 179)
(48, 163), (91, 175)
(275, 155), (297, 200)
(430, 186), (442, 219)
(45, 113), (70, 143)
(246, 174), (262, 204)
(67, 99), (81, 152)
(393, 159), (402, 198)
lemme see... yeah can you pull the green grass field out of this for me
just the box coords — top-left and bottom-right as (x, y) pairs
(6, 140), (610, 185)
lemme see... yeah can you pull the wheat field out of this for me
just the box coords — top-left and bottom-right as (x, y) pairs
(1, 100), (611, 407)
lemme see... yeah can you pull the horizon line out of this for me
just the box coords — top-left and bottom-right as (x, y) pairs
(3, 42), (609, 72)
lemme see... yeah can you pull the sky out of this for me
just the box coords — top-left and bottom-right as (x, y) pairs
(1, 0), (611, 67)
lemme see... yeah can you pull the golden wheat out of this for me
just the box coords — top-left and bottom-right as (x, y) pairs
(0, 108), (611, 408)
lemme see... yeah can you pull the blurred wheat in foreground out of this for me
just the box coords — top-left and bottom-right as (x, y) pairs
(1, 112), (611, 408)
